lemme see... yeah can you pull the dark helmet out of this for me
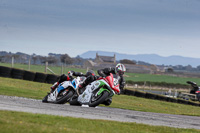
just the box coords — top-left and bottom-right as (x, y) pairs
(86, 70), (95, 77)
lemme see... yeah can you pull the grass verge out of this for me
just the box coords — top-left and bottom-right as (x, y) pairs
(0, 77), (49, 99)
(0, 110), (199, 133)
(110, 95), (200, 116)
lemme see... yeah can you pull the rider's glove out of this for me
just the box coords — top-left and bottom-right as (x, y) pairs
(68, 71), (74, 77)
(116, 91), (120, 95)
(80, 72), (84, 76)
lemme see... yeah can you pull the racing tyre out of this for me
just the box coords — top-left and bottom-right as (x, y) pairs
(55, 90), (75, 104)
(0, 66), (12, 77)
(34, 72), (47, 83)
(69, 95), (81, 106)
(46, 74), (59, 84)
(23, 71), (35, 81)
(11, 68), (24, 79)
(197, 93), (200, 102)
(42, 94), (49, 103)
(89, 91), (109, 107)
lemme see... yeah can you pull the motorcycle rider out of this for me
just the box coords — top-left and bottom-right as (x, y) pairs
(76, 63), (126, 105)
(97, 63), (126, 105)
(50, 70), (96, 93)
(187, 81), (200, 94)
(187, 81), (200, 101)
(98, 63), (126, 93)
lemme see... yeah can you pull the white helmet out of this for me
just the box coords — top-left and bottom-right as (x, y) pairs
(115, 63), (126, 75)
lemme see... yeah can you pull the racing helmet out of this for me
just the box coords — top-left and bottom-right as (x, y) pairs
(115, 63), (126, 75)
(85, 70), (95, 77)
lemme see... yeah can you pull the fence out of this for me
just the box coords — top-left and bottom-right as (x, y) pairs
(124, 89), (200, 107)
(4, 56), (78, 75)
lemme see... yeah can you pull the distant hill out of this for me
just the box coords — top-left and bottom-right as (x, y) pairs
(79, 51), (200, 67)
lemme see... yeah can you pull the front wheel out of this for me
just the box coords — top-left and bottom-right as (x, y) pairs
(42, 94), (49, 103)
(55, 89), (75, 104)
(89, 91), (109, 107)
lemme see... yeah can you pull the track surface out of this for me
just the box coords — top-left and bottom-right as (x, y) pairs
(0, 95), (200, 129)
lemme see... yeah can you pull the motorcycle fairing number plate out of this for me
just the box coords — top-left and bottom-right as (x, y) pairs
(78, 81), (100, 104)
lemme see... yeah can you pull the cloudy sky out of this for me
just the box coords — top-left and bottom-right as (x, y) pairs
(0, 0), (200, 58)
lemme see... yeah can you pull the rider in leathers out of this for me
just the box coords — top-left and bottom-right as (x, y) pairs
(52, 63), (126, 106)
(97, 63), (126, 105)
(50, 70), (96, 93)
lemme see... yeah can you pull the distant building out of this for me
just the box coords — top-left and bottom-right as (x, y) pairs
(94, 53), (116, 64)
(83, 53), (117, 70)
(83, 52), (162, 74)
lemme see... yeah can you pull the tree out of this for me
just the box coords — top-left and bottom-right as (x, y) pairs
(60, 54), (73, 65)
(196, 65), (200, 71)
(120, 59), (136, 65)
(38, 56), (47, 64)
(137, 61), (151, 66)
(173, 65), (184, 70)
(32, 56), (38, 65)
(4, 54), (12, 62)
(47, 56), (58, 65)
(166, 67), (174, 73)
(0, 56), (3, 62)
(73, 55), (85, 65)
(185, 65), (193, 71)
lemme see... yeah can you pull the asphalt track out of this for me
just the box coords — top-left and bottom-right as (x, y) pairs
(0, 95), (200, 130)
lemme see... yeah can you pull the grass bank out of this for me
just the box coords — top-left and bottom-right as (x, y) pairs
(0, 110), (199, 133)
(0, 77), (49, 99)
(125, 72), (200, 85)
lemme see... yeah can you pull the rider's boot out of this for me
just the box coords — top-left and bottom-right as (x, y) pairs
(76, 83), (86, 95)
(50, 82), (59, 93)
(102, 98), (112, 106)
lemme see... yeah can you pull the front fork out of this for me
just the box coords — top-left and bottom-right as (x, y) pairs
(96, 88), (114, 99)
(97, 88), (110, 96)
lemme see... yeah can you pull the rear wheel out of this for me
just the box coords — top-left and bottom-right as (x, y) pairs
(89, 91), (109, 107)
(55, 89), (75, 104)
(69, 95), (81, 106)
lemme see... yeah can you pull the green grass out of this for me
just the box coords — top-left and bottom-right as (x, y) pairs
(0, 110), (199, 133)
(125, 73), (200, 85)
(0, 77), (200, 116)
(0, 77), (49, 99)
(1, 62), (200, 85)
(110, 95), (200, 116)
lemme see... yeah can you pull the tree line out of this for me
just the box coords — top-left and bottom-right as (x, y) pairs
(0, 51), (85, 66)
(1, 51), (200, 72)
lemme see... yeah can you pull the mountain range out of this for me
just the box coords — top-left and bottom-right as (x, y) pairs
(79, 51), (200, 67)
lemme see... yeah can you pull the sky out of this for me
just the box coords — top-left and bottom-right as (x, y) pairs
(0, 0), (200, 58)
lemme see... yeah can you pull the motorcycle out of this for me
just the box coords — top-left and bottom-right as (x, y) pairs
(42, 76), (86, 104)
(187, 81), (200, 102)
(69, 73), (120, 107)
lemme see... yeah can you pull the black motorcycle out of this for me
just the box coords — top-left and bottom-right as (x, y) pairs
(187, 81), (200, 102)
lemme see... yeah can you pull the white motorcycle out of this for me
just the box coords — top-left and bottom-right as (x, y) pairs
(69, 73), (120, 107)
(42, 76), (86, 104)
